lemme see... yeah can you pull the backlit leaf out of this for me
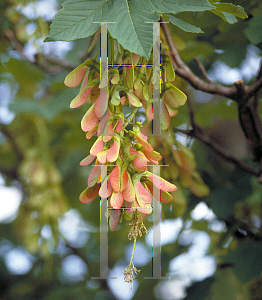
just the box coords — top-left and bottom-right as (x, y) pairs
(167, 14), (203, 33)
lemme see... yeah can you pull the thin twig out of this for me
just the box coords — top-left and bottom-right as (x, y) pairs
(193, 57), (212, 83)
(4, 30), (77, 72)
(43, 56), (77, 70)
(0, 167), (18, 179)
(65, 243), (90, 266)
(173, 127), (259, 177)
(186, 96), (195, 129)
(0, 123), (23, 162)
(4, 30), (29, 61)
(65, 243), (116, 299)
(0, 123), (22, 179)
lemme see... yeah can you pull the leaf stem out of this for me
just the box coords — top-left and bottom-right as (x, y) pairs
(128, 237), (137, 268)
(124, 108), (138, 129)
(110, 35), (114, 65)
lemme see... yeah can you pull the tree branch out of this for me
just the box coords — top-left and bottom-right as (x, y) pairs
(161, 20), (237, 99)
(0, 167), (18, 180)
(4, 30), (77, 73)
(246, 59), (262, 99)
(173, 127), (259, 177)
(161, 20), (262, 163)
(252, 59), (262, 110)
(161, 19), (262, 104)
(186, 96), (195, 129)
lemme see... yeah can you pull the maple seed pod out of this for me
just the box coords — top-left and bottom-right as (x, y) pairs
(64, 64), (88, 87)
(63, 46), (190, 233)
(162, 82), (187, 108)
(162, 55), (175, 82)
(128, 130), (135, 138)
(134, 143), (143, 151)
(109, 210), (122, 231)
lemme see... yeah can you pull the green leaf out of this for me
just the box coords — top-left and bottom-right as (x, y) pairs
(212, 10), (238, 24)
(10, 90), (74, 120)
(161, 13), (169, 22)
(194, 100), (238, 127)
(45, 0), (215, 58)
(9, 99), (51, 119)
(111, 89), (121, 106)
(167, 14), (203, 33)
(180, 41), (214, 62)
(105, 0), (159, 59)
(211, 268), (249, 299)
(205, 171), (252, 219)
(44, 0), (105, 42)
(165, 55), (176, 81)
(3, 58), (44, 97)
(150, 0), (215, 14)
(219, 46), (247, 68)
(211, 3), (247, 24)
(213, 3), (248, 19)
(184, 277), (215, 300)
(223, 241), (262, 282)
(245, 13), (262, 45)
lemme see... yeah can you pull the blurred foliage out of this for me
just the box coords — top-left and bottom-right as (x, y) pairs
(0, 0), (262, 299)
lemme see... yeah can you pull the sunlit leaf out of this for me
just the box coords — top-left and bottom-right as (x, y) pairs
(45, 0), (214, 58)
